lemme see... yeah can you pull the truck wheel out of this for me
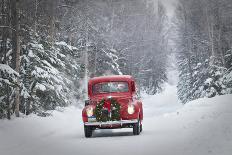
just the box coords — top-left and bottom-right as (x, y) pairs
(133, 120), (140, 135)
(84, 125), (92, 138)
(140, 124), (143, 132)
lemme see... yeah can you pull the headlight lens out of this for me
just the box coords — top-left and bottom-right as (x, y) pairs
(127, 104), (135, 114)
(86, 107), (93, 117)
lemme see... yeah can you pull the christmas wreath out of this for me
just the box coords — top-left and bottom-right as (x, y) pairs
(94, 98), (121, 122)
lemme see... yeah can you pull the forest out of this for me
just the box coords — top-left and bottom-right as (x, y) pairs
(0, 0), (232, 119)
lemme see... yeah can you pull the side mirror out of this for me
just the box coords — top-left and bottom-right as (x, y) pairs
(85, 100), (90, 106)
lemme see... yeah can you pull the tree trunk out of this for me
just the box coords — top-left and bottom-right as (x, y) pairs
(1, 0), (8, 64)
(11, 0), (20, 117)
(84, 26), (89, 100)
(205, 5), (215, 59)
(34, 0), (38, 34)
(48, 0), (55, 44)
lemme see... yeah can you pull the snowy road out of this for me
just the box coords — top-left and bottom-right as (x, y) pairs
(1, 85), (232, 155)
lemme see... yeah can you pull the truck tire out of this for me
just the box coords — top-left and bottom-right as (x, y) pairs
(84, 125), (92, 138)
(133, 120), (140, 135)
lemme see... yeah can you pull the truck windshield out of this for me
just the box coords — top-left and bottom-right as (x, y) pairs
(93, 82), (129, 94)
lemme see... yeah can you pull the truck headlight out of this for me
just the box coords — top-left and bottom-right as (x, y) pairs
(86, 107), (93, 117)
(128, 104), (135, 114)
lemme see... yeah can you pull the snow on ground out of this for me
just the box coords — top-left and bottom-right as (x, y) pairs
(0, 85), (232, 155)
(142, 83), (182, 117)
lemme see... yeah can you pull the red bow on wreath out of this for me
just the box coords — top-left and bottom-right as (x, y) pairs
(103, 99), (111, 112)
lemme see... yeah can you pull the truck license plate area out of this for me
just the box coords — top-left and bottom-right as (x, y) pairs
(88, 117), (96, 122)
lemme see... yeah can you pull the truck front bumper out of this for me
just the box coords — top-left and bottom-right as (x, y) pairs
(84, 119), (138, 126)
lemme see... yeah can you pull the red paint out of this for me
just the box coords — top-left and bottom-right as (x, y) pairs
(103, 100), (111, 112)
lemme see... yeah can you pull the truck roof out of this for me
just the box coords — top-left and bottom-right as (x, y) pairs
(88, 75), (134, 84)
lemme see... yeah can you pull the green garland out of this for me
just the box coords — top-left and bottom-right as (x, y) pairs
(95, 99), (108, 122)
(94, 98), (121, 122)
(110, 98), (121, 121)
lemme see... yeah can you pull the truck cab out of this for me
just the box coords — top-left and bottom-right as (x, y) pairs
(82, 75), (143, 137)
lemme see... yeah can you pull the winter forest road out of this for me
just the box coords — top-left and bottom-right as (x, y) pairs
(1, 84), (232, 155)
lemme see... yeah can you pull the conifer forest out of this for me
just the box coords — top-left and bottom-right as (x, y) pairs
(0, 0), (232, 119)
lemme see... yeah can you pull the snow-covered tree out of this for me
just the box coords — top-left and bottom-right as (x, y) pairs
(19, 29), (84, 115)
(0, 64), (18, 119)
(174, 0), (232, 103)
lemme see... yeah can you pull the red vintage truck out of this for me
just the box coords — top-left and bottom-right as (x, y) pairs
(82, 75), (143, 137)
